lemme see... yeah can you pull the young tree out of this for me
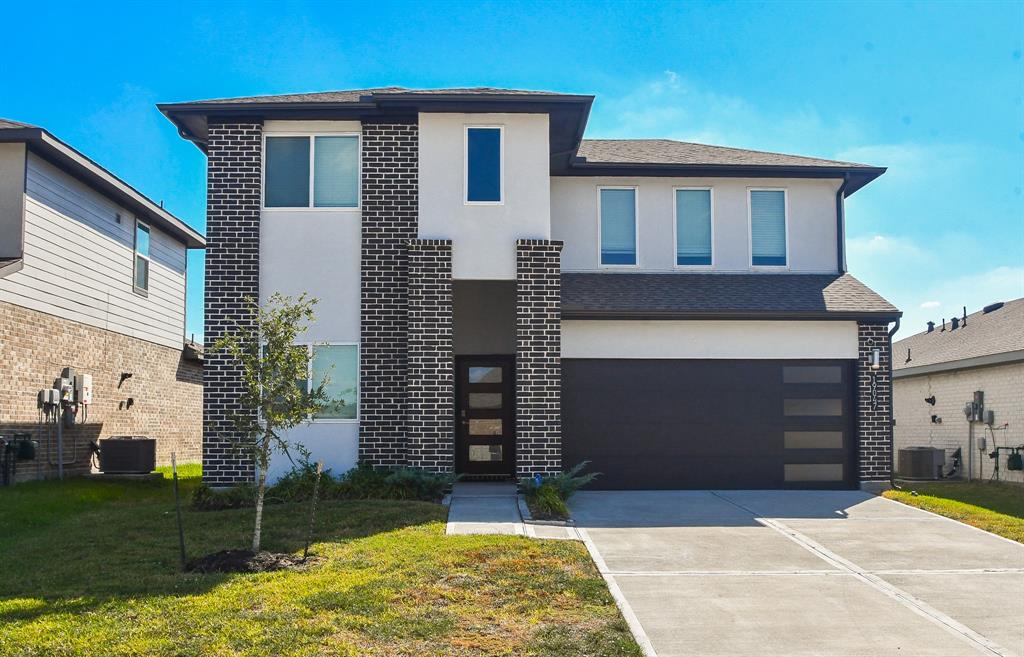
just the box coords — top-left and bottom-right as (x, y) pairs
(214, 293), (328, 552)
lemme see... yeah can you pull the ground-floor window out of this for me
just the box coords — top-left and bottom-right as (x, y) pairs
(298, 343), (359, 420)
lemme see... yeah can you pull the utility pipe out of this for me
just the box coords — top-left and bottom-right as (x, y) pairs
(887, 317), (900, 488)
(835, 174), (850, 273)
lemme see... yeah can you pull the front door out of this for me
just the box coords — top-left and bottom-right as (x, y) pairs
(456, 356), (515, 476)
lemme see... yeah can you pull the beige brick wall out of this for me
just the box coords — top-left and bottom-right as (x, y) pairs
(0, 301), (202, 482)
(893, 361), (1024, 483)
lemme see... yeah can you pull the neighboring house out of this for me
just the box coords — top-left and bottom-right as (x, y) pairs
(159, 87), (900, 490)
(893, 300), (1024, 484)
(0, 119), (206, 481)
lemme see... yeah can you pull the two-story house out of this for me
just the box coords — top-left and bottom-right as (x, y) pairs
(159, 87), (900, 490)
(0, 119), (205, 481)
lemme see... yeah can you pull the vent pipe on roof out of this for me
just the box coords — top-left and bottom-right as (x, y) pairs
(926, 321), (935, 333)
(983, 301), (1004, 314)
(962, 306), (967, 327)
(941, 318), (946, 332)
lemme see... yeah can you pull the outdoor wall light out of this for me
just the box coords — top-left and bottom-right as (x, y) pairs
(870, 348), (881, 370)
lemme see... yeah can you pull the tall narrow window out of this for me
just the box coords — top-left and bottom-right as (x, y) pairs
(750, 189), (787, 266)
(675, 189), (712, 266)
(600, 188), (637, 265)
(466, 127), (502, 203)
(133, 221), (150, 293)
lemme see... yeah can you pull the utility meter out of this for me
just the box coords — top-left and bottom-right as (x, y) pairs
(74, 374), (92, 405)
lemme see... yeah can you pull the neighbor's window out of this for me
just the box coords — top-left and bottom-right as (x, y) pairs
(133, 221), (150, 293)
(264, 135), (359, 209)
(750, 189), (787, 266)
(675, 189), (712, 266)
(600, 187), (637, 265)
(465, 127), (502, 203)
(303, 344), (359, 420)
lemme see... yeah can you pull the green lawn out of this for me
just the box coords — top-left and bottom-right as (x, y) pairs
(0, 470), (640, 657)
(884, 480), (1024, 543)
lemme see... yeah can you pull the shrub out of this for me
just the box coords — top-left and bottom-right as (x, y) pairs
(519, 461), (599, 501)
(527, 483), (570, 520)
(189, 462), (456, 510)
(190, 483), (257, 511)
(334, 463), (456, 502)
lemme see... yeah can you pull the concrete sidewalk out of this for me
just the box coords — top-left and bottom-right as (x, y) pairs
(445, 481), (524, 535)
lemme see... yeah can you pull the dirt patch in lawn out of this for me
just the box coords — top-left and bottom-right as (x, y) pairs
(186, 549), (324, 573)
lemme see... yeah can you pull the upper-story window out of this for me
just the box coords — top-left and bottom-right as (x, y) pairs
(675, 188), (713, 267)
(749, 189), (788, 267)
(599, 187), (638, 266)
(133, 221), (150, 294)
(264, 134), (359, 209)
(465, 126), (503, 203)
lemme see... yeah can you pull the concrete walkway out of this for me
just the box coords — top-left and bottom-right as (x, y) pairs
(445, 481), (524, 535)
(572, 490), (1024, 657)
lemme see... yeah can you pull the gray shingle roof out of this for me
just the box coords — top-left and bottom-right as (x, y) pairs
(577, 139), (875, 169)
(894, 298), (1024, 371)
(0, 118), (37, 130)
(561, 272), (899, 319)
(170, 87), (571, 105)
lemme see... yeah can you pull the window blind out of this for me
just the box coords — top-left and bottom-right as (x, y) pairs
(675, 189), (712, 265)
(750, 190), (787, 266)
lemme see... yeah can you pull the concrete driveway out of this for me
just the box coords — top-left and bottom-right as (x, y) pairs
(570, 490), (1024, 657)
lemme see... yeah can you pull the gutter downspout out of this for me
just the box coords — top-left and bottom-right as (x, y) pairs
(836, 174), (850, 273)
(888, 317), (900, 489)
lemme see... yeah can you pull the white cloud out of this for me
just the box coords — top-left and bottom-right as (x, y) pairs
(920, 301), (941, 309)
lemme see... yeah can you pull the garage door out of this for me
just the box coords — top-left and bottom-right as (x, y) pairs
(561, 359), (857, 490)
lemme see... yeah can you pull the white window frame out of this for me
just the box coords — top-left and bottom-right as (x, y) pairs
(301, 341), (360, 423)
(747, 187), (790, 270)
(261, 132), (362, 211)
(463, 125), (505, 206)
(596, 185), (639, 269)
(132, 219), (150, 296)
(672, 186), (715, 270)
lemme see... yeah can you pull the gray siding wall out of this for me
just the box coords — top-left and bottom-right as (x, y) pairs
(0, 153), (187, 349)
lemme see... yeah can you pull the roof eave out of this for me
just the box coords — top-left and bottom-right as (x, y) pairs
(562, 161), (886, 193)
(894, 349), (1024, 378)
(561, 309), (902, 321)
(1, 127), (205, 248)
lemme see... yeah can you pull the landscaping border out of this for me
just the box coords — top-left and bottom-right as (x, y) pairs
(517, 494), (576, 526)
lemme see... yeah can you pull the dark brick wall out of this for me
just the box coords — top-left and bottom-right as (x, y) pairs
(359, 121), (419, 468)
(406, 239), (454, 473)
(857, 323), (893, 482)
(203, 120), (262, 485)
(515, 239), (564, 476)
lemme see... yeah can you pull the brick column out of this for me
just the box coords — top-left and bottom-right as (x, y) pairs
(359, 121), (419, 468)
(515, 239), (564, 477)
(857, 323), (893, 484)
(406, 239), (454, 472)
(203, 120), (262, 485)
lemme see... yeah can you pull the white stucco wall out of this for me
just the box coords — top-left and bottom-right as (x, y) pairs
(894, 362), (1024, 483)
(419, 113), (551, 279)
(259, 120), (362, 481)
(562, 320), (860, 359)
(552, 176), (841, 273)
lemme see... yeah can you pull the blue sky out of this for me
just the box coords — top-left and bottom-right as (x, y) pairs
(2, 1), (1020, 339)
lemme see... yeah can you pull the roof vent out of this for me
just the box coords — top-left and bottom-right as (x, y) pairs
(951, 316), (960, 330)
(983, 301), (1004, 314)
(941, 318), (946, 332)
(962, 306), (967, 327)
(926, 321), (935, 333)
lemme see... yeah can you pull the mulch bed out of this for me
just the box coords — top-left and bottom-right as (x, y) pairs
(186, 549), (323, 574)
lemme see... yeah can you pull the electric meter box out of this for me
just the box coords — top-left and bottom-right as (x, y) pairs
(74, 374), (92, 405)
